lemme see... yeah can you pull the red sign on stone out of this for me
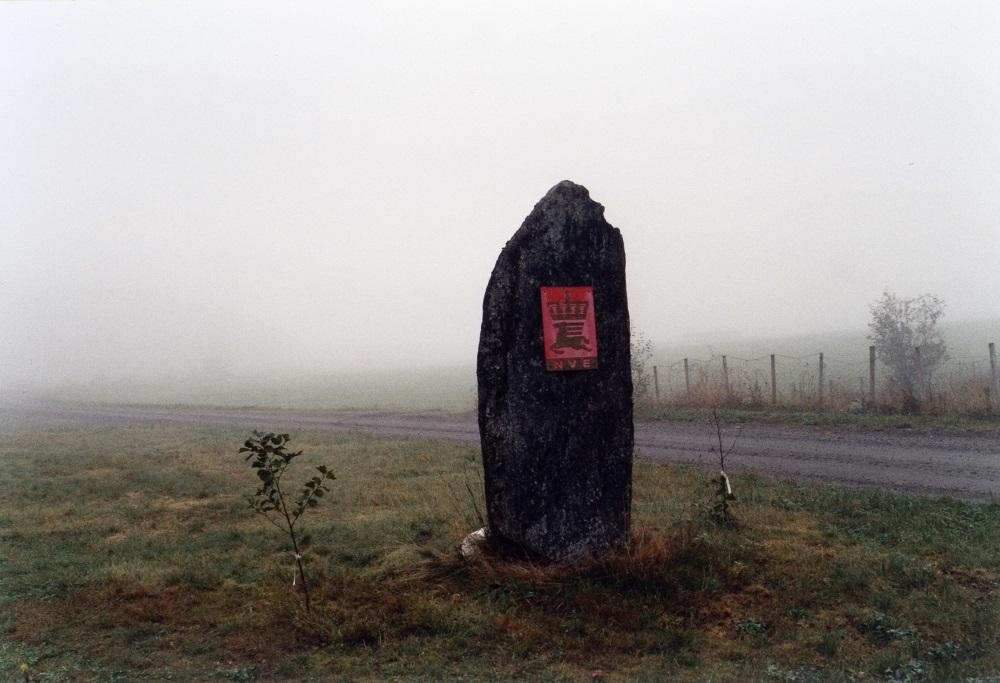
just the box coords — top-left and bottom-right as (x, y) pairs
(540, 286), (598, 371)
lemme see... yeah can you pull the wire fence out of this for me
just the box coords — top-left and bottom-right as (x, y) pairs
(647, 343), (999, 415)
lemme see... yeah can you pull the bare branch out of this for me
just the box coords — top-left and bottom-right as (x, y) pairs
(724, 425), (743, 459)
(712, 409), (726, 470)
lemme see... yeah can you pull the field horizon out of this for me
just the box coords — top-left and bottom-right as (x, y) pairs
(5, 318), (997, 415)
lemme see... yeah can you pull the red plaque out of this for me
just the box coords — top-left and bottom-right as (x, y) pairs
(540, 286), (598, 371)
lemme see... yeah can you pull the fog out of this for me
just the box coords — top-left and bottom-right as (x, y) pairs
(3, 2), (999, 400)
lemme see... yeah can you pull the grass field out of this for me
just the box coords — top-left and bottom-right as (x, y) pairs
(2, 422), (999, 682)
(635, 405), (1000, 433)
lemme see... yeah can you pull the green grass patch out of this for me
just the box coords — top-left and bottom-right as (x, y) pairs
(1, 421), (998, 681)
(638, 404), (1000, 433)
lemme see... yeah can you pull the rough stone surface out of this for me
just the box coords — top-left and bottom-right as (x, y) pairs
(477, 180), (633, 562)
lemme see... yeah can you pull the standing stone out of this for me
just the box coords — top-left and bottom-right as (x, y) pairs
(477, 180), (633, 562)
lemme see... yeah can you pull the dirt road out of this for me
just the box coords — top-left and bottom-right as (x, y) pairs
(3, 401), (998, 501)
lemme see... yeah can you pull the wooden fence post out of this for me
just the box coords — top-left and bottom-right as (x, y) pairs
(770, 354), (777, 406)
(684, 358), (690, 398)
(869, 345), (876, 406)
(722, 355), (729, 398)
(817, 352), (824, 407)
(914, 346), (922, 400)
(653, 365), (660, 403)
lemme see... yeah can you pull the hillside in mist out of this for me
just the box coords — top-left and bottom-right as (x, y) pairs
(7, 318), (995, 413)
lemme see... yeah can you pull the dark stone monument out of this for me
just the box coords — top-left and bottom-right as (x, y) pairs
(477, 180), (633, 562)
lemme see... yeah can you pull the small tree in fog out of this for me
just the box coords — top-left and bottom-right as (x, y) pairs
(868, 291), (947, 408)
(630, 326), (654, 403)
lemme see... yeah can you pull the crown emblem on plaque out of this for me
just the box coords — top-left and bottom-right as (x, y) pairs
(548, 290), (589, 321)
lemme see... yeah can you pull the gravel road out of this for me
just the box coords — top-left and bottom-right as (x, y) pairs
(3, 401), (998, 501)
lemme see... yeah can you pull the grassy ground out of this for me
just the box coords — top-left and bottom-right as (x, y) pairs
(1, 423), (999, 682)
(637, 404), (1000, 433)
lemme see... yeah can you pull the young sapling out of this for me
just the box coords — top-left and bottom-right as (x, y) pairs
(240, 431), (335, 613)
(711, 410), (741, 525)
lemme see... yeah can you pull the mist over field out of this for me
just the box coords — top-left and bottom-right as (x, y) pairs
(7, 318), (993, 414)
(3, 2), (999, 408)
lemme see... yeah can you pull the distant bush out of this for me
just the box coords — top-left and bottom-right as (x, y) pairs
(631, 326), (654, 405)
(868, 290), (948, 412)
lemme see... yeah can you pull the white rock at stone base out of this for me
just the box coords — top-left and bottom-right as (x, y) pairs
(460, 527), (488, 559)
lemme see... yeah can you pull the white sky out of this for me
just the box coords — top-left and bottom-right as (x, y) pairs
(2, 1), (999, 385)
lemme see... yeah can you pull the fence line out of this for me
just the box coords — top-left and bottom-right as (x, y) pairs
(647, 342), (998, 414)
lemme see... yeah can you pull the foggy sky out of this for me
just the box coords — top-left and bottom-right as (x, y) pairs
(3, 1), (999, 387)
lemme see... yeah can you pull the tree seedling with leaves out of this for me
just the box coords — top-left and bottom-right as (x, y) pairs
(240, 431), (335, 613)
